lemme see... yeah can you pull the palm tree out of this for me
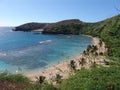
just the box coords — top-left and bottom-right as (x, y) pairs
(56, 73), (62, 84)
(94, 45), (98, 51)
(83, 50), (86, 55)
(79, 58), (86, 69)
(95, 52), (98, 56)
(98, 39), (102, 54)
(70, 60), (76, 70)
(87, 45), (92, 53)
(36, 76), (46, 84)
(91, 45), (98, 54)
(99, 39), (103, 47)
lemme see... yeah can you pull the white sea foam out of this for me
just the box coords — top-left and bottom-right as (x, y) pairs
(0, 52), (7, 56)
(39, 40), (52, 44)
(19, 51), (24, 54)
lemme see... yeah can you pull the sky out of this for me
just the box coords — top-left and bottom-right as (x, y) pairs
(0, 0), (120, 26)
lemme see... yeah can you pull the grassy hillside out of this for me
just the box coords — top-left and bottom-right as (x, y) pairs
(59, 66), (120, 90)
(0, 73), (55, 90)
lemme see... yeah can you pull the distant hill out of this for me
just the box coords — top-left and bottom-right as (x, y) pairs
(43, 19), (84, 34)
(43, 15), (120, 36)
(13, 22), (48, 31)
(14, 19), (83, 32)
(14, 15), (120, 36)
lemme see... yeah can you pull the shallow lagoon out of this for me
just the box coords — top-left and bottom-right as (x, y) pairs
(0, 27), (93, 74)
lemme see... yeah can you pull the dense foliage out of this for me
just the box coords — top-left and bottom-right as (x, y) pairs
(84, 15), (120, 60)
(44, 23), (83, 34)
(60, 66), (120, 90)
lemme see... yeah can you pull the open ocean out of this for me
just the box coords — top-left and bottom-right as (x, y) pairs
(0, 27), (93, 74)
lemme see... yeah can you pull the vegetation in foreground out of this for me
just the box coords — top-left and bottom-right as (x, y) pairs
(0, 15), (119, 90)
(0, 73), (55, 90)
(60, 66), (120, 90)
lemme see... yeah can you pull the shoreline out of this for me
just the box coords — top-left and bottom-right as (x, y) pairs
(25, 36), (107, 82)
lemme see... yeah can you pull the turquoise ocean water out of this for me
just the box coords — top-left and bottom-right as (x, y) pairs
(0, 27), (93, 74)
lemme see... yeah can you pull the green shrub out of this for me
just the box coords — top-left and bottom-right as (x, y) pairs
(0, 73), (30, 83)
(60, 66), (120, 90)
